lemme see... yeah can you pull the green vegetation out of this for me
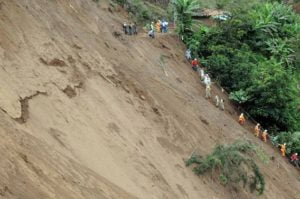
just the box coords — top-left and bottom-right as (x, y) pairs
(171, 0), (201, 37)
(175, 1), (300, 133)
(186, 141), (265, 195)
(271, 131), (300, 155)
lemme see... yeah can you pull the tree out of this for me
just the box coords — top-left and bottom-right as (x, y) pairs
(172, 0), (201, 38)
(186, 141), (266, 195)
(190, 1), (300, 131)
(271, 131), (300, 155)
(245, 58), (300, 131)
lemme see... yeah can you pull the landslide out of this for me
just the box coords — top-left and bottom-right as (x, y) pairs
(0, 0), (299, 198)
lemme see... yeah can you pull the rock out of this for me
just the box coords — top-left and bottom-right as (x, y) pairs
(140, 95), (146, 100)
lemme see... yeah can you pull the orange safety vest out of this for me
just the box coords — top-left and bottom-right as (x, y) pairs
(262, 131), (267, 142)
(239, 115), (245, 124)
(280, 145), (286, 156)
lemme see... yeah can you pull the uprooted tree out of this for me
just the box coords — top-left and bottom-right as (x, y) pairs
(186, 141), (266, 195)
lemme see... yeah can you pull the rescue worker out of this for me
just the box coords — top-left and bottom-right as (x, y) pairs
(132, 23), (137, 35)
(290, 153), (299, 167)
(215, 95), (220, 107)
(125, 24), (130, 35)
(199, 68), (205, 81)
(204, 74), (211, 86)
(148, 29), (155, 39)
(205, 85), (211, 99)
(219, 99), (225, 111)
(156, 20), (161, 33)
(191, 58), (199, 71)
(280, 143), (286, 157)
(238, 113), (245, 125)
(161, 20), (167, 33)
(150, 22), (154, 31)
(128, 24), (132, 35)
(254, 123), (260, 137)
(185, 49), (191, 60)
(262, 130), (268, 142)
(165, 20), (169, 32)
(291, 153), (298, 162)
(123, 22), (128, 34)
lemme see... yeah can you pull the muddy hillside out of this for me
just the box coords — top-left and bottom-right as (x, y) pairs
(0, 0), (299, 198)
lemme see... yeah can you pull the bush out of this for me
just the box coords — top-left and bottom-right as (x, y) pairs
(271, 131), (300, 155)
(229, 89), (250, 104)
(172, 0), (201, 38)
(186, 141), (266, 195)
(189, 2), (300, 132)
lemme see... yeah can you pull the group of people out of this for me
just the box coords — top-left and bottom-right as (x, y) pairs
(152, 20), (169, 33)
(238, 114), (299, 167)
(186, 50), (225, 111)
(122, 22), (137, 35)
(148, 19), (169, 39)
(186, 48), (299, 168)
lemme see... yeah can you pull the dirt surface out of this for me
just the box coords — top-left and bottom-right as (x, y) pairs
(0, 0), (299, 198)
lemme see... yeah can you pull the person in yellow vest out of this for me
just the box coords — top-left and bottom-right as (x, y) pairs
(156, 20), (161, 33)
(238, 113), (245, 125)
(280, 143), (286, 157)
(262, 130), (268, 142)
(254, 123), (260, 137)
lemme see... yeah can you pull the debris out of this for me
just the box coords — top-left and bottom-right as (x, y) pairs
(140, 95), (146, 100)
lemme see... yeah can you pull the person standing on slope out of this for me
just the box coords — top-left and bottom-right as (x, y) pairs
(204, 74), (211, 86)
(280, 143), (286, 157)
(215, 95), (220, 107)
(291, 153), (298, 162)
(205, 85), (211, 99)
(199, 68), (205, 81)
(185, 49), (191, 60)
(219, 99), (225, 111)
(150, 22), (154, 31)
(132, 23), (137, 35)
(148, 29), (155, 39)
(238, 113), (245, 125)
(191, 58), (199, 71)
(156, 20), (161, 33)
(262, 130), (268, 142)
(290, 153), (299, 167)
(254, 123), (261, 137)
(123, 22), (128, 34)
(128, 24), (132, 35)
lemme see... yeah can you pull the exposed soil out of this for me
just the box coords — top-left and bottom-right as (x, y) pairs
(0, 0), (299, 199)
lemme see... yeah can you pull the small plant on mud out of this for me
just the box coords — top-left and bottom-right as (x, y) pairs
(186, 141), (266, 195)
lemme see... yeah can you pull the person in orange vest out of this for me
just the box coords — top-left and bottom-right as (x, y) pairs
(262, 130), (268, 142)
(156, 20), (161, 33)
(280, 143), (286, 157)
(254, 123), (260, 137)
(238, 113), (245, 125)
